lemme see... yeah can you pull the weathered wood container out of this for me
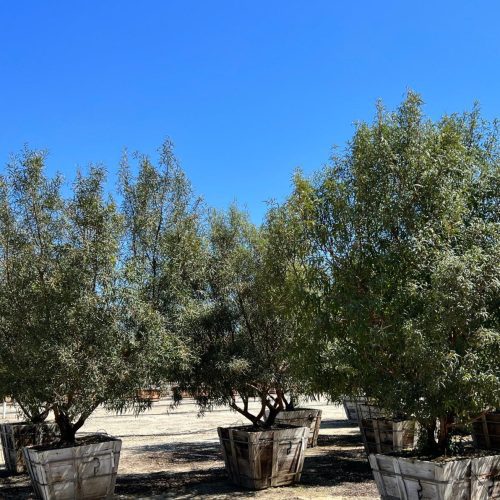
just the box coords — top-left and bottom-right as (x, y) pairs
(356, 401), (385, 421)
(472, 412), (500, 450)
(471, 454), (500, 499)
(217, 424), (308, 490)
(369, 453), (500, 500)
(0, 422), (59, 473)
(359, 418), (417, 454)
(135, 388), (161, 402)
(343, 397), (366, 422)
(23, 434), (122, 500)
(275, 408), (322, 447)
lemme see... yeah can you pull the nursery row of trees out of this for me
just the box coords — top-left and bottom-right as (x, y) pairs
(0, 93), (498, 453)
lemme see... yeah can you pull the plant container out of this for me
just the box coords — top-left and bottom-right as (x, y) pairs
(135, 388), (161, 403)
(217, 424), (308, 490)
(343, 397), (366, 422)
(368, 452), (500, 499)
(359, 417), (417, 454)
(275, 408), (322, 447)
(23, 434), (122, 500)
(0, 422), (59, 473)
(472, 411), (500, 450)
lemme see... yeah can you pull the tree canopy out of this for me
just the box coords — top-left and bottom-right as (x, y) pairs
(178, 206), (310, 426)
(0, 146), (182, 442)
(283, 92), (500, 451)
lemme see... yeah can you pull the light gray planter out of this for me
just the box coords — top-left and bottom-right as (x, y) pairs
(369, 452), (500, 499)
(23, 434), (122, 500)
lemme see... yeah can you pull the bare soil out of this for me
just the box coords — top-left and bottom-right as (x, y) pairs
(0, 398), (378, 499)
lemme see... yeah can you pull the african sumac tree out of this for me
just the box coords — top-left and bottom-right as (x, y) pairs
(0, 148), (169, 443)
(288, 93), (500, 453)
(181, 207), (306, 427)
(119, 139), (203, 386)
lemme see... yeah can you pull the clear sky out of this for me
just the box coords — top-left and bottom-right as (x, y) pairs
(1, 1), (499, 223)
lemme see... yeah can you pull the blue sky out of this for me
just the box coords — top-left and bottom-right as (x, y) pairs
(1, 1), (499, 223)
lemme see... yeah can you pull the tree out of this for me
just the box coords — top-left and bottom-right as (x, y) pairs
(119, 139), (203, 385)
(180, 206), (308, 427)
(287, 93), (500, 453)
(0, 148), (169, 443)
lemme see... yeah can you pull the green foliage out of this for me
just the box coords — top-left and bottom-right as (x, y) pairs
(0, 147), (178, 442)
(180, 206), (307, 426)
(285, 93), (500, 450)
(119, 139), (203, 383)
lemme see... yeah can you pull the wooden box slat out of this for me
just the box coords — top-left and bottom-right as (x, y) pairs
(369, 453), (500, 499)
(369, 453), (471, 500)
(343, 397), (366, 422)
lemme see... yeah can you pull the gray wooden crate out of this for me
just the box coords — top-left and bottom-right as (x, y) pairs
(218, 425), (308, 490)
(23, 435), (122, 500)
(275, 408), (322, 447)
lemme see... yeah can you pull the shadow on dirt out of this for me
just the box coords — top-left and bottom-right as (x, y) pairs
(114, 442), (373, 498)
(320, 418), (359, 429)
(0, 469), (34, 499)
(317, 432), (365, 448)
(134, 440), (223, 463)
(300, 448), (373, 487)
(115, 468), (254, 498)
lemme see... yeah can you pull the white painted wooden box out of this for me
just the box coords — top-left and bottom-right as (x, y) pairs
(369, 453), (500, 500)
(23, 435), (122, 500)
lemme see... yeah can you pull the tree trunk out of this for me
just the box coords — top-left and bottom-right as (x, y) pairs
(437, 414), (454, 453)
(54, 409), (77, 444)
(285, 395), (296, 411)
(421, 419), (438, 454)
(265, 406), (280, 427)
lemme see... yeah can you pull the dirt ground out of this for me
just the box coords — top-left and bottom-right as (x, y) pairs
(0, 398), (379, 499)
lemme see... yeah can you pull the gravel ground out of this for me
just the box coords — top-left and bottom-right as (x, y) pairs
(0, 398), (379, 499)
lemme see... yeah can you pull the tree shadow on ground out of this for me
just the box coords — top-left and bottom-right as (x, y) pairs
(317, 432), (365, 448)
(132, 440), (223, 463)
(115, 468), (256, 498)
(0, 470), (34, 499)
(300, 448), (373, 487)
(320, 418), (359, 429)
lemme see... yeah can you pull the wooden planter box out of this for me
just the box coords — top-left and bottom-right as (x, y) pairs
(472, 411), (500, 450)
(135, 389), (161, 402)
(217, 424), (308, 490)
(0, 422), (59, 473)
(369, 453), (500, 499)
(343, 398), (383, 423)
(275, 408), (322, 447)
(23, 434), (122, 500)
(356, 401), (384, 421)
(359, 418), (417, 454)
(343, 397), (366, 422)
